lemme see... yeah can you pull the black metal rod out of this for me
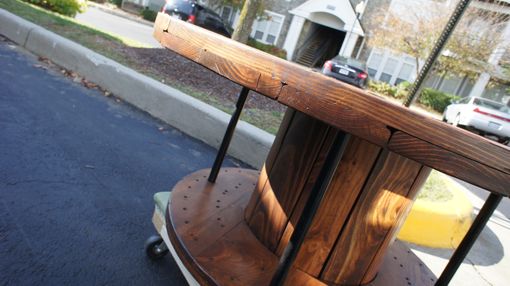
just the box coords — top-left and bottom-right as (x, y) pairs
(270, 132), (351, 286)
(403, 0), (472, 107)
(435, 193), (503, 286)
(208, 87), (250, 183)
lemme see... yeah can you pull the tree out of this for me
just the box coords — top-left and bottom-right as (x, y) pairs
(231, 0), (262, 43)
(206, 0), (263, 44)
(368, 3), (508, 81)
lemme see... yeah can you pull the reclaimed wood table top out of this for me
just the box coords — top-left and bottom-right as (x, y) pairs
(153, 13), (509, 198)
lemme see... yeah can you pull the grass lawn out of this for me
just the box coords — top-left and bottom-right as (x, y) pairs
(418, 170), (455, 202)
(0, 0), (284, 134)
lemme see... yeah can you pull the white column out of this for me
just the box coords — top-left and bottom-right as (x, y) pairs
(469, 73), (491, 98)
(339, 32), (358, 58)
(469, 20), (510, 97)
(283, 15), (305, 61)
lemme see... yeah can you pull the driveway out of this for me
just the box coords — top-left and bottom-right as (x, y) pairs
(0, 37), (239, 285)
(75, 6), (161, 48)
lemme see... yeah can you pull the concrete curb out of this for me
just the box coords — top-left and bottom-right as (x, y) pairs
(0, 9), (274, 168)
(397, 177), (474, 249)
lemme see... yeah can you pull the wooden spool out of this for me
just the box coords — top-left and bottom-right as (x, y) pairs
(152, 13), (510, 286)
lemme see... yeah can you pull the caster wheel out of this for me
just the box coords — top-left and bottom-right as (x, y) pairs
(145, 235), (169, 260)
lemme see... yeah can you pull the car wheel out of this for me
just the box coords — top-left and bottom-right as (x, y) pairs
(498, 137), (510, 145)
(452, 114), (461, 127)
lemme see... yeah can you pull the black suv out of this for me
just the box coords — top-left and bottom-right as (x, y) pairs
(161, 0), (232, 37)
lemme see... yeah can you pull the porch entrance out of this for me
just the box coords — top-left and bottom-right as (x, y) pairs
(294, 23), (346, 68)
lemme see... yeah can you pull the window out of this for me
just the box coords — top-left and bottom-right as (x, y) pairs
(220, 6), (233, 25)
(367, 52), (383, 71)
(395, 63), (414, 85)
(252, 11), (284, 45)
(380, 58), (398, 83)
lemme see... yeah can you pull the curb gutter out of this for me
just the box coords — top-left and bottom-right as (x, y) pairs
(0, 9), (274, 168)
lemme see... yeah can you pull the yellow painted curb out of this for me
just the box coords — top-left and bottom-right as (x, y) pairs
(397, 179), (473, 249)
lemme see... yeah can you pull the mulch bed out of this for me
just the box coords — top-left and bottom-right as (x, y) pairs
(126, 47), (286, 113)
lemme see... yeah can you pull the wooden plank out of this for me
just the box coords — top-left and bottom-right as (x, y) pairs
(265, 108), (295, 174)
(278, 85), (392, 146)
(388, 131), (510, 197)
(153, 13), (510, 180)
(244, 164), (268, 224)
(247, 112), (331, 252)
(293, 136), (381, 276)
(362, 166), (431, 284)
(274, 127), (339, 257)
(170, 168), (258, 254)
(153, 13), (391, 146)
(321, 151), (423, 285)
(166, 168), (325, 286)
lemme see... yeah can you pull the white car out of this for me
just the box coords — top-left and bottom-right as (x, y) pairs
(443, 96), (510, 144)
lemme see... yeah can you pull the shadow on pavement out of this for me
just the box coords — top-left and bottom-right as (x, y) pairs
(407, 224), (504, 266)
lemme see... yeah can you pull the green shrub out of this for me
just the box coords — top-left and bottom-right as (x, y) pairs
(367, 80), (397, 97)
(109, 0), (122, 7)
(247, 38), (287, 59)
(24, 0), (85, 17)
(418, 88), (460, 113)
(395, 81), (411, 99)
(140, 7), (157, 22)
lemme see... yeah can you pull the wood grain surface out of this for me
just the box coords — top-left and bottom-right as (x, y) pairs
(321, 151), (423, 284)
(165, 168), (325, 286)
(361, 166), (431, 284)
(247, 112), (331, 252)
(154, 13), (510, 183)
(293, 136), (381, 276)
(389, 131), (510, 197)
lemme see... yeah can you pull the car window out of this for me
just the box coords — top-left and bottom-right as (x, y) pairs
(500, 106), (510, 114)
(164, 0), (194, 15)
(473, 98), (507, 113)
(457, 97), (470, 104)
(332, 56), (366, 69)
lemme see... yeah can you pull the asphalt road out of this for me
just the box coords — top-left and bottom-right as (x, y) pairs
(75, 6), (161, 48)
(0, 38), (240, 285)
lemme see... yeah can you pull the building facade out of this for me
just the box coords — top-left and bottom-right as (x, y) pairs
(362, 0), (510, 102)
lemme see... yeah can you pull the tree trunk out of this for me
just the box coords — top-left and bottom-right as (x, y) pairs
(231, 0), (261, 44)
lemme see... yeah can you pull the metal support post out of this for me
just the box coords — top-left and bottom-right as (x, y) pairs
(435, 193), (503, 286)
(208, 87), (250, 183)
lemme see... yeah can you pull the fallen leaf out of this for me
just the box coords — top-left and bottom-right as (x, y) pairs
(33, 64), (48, 70)
(82, 79), (98, 88)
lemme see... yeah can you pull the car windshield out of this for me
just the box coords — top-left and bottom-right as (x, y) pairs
(164, 0), (194, 14)
(473, 98), (510, 114)
(332, 56), (366, 69)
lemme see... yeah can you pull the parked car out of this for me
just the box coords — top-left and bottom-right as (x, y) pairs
(321, 56), (369, 89)
(161, 0), (232, 37)
(443, 96), (510, 144)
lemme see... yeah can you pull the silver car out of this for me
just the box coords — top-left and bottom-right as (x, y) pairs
(443, 96), (510, 144)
